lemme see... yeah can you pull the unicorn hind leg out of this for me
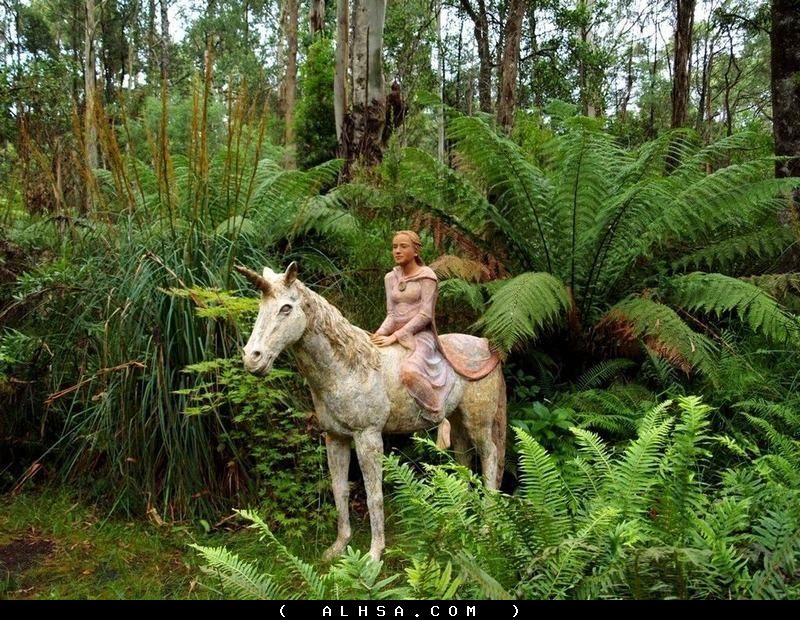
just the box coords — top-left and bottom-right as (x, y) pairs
(459, 367), (505, 490)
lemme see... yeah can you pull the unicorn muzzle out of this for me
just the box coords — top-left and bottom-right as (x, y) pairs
(242, 346), (275, 375)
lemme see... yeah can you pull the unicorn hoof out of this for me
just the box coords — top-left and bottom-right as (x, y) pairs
(368, 546), (384, 562)
(323, 540), (347, 562)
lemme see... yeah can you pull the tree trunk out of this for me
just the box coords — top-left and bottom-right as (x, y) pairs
(148, 0), (158, 82)
(771, 0), (800, 216)
(283, 0), (299, 146)
(334, 0), (349, 143)
(460, 0), (492, 113)
(579, 0), (598, 117)
(84, 0), (99, 213)
(694, 24), (713, 140)
(618, 44), (634, 120)
(497, 0), (527, 130)
(342, 0), (387, 167)
(159, 0), (169, 82)
(670, 0), (695, 129)
(310, 0), (325, 36)
(646, 34), (658, 140)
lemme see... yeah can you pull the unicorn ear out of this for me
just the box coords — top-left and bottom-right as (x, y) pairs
(284, 261), (299, 286)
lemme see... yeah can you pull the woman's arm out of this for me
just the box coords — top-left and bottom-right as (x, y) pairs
(374, 273), (396, 336)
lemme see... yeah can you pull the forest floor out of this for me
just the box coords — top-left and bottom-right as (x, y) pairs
(0, 489), (207, 599)
(0, 485), (377, 599)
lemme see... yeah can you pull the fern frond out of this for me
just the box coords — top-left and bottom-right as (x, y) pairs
(666, 272), (800, 346)
(574, 359), (637, 391)
(430, 255), (492, 282)
(438, 278), (486, 314)
(454, 551), (515, 600)
(610, 407), (674, 517)
(659, 396), (713, 540)
(750, 506), (800, 599)
(513, 428), (570, 546)
(672, 227), (795, 273)
(599, 297), (718, 375)
(236, 509), (329, 598)
(449, 116), (557, 272)
(571, 427), (614, 483)
(475, 272), (571, 351)
(190, 544), (291, 600)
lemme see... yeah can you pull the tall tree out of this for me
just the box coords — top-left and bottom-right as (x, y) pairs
(578, 0), (598, 117)
(671, 0), (696, 128)
(497, 0), (527, 129)
(309, 0), (325, 36)
(459, 0), (493, 112)
(771, 0), (800, 213)
(282, 0), (299, 146)
(339, 0), (388, 167)
(334, 0), (348, 142)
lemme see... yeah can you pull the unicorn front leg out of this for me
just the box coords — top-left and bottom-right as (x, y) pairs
(322, 433), (352, 562)
(353, 428), (385, 561)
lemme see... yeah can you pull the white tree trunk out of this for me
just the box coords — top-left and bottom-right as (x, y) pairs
(334, 0), (349, 142)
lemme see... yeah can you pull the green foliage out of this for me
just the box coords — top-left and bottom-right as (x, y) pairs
(396, 116), (800, 385)
(178, 353), (328, 537)
(294, 38), (338, 170)
(378, 396), (800, 599)
(475, 272), (571, 351)
(193, 509), (410, 600)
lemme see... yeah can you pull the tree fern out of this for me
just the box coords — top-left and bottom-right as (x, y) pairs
(666, 272), (800, 346)
(600, 297), (718, 376)
(476, 272), (571, 351)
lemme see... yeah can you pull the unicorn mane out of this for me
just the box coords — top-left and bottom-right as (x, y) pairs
(296, 281), (381, 370)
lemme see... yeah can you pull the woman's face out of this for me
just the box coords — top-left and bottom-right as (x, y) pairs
(392, 234), (417, 267)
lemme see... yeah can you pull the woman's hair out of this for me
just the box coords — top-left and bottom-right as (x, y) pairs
(393, 230), (424, 265)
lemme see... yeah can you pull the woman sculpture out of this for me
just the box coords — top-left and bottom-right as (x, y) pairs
(370, 231), (454, 437)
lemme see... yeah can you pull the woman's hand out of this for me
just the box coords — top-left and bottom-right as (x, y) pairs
(370, 333), (397, 347)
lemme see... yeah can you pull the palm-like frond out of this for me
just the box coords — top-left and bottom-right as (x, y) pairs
(397, 147), (496, 242)
(449, 116), (556, 272)
(599, 297), (718, 375)
(672, 227), (796, 273)
(476, 272), (571, 351)
(665, 273), (800, 345)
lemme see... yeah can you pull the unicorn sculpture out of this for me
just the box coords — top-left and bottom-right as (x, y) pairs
(236, 262), (506, 561)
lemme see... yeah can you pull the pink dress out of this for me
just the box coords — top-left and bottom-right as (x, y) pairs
(375, 266), (454, 414)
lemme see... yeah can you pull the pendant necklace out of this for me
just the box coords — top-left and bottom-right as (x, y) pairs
(398, 280), (407, 292)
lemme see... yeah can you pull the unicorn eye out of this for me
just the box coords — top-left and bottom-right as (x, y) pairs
(279, 304), (293, 315)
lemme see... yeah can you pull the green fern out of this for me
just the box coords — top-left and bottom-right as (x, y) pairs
(666, 273), (800, 346)
(476, 272), (571, 351)
(190, 544), (291, 600)
(601, 297), (718, 376)
(574, 359), (637, 391)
